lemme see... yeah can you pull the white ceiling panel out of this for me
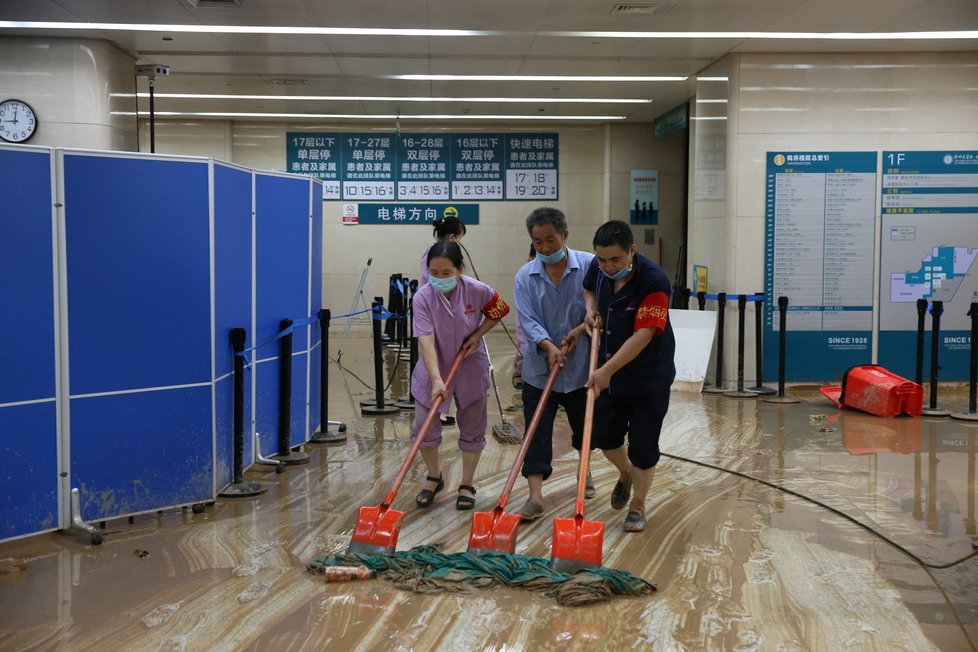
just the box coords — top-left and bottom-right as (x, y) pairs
(0, 0), (974, 124)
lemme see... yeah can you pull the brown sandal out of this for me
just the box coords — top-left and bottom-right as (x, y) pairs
(415, 474), (444, 508)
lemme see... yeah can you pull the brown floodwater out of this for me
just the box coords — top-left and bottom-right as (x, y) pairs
(1, 332), (976, 651)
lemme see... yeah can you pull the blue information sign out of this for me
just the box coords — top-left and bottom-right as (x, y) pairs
(287, 131), (558, 202)
(396, 133), (450, 201)
(763, 152), (878, 381)
(450, 133), (504, 201)
(505, 133), (558, 200)
(287, 133), (341, 199)
(878, 151), (978, 381)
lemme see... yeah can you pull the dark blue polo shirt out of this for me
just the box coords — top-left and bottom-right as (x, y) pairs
(583, 252), (676, 395)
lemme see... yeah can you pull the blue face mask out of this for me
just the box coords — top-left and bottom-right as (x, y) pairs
(536, 247), (567, 265)
(428, 274), (458, 294)
(601, 259), (633, 281)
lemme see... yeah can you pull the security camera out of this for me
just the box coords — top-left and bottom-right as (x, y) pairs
(135, 64), (171, 78)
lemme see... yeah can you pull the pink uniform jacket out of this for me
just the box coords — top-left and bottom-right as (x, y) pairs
(411, 275), (509, 411)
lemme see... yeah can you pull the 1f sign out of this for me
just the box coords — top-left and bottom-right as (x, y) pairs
(887, 153), (906, 166)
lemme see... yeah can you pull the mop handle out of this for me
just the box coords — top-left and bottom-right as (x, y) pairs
(575, 325), (601, 516)
(496, 343), (571, 508)
(381, 349), (466, 506)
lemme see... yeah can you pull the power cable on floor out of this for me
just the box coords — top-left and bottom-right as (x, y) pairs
(661, 451), (978, 570)
(663, 451), (978, 650)
(329, 340), (403, 393)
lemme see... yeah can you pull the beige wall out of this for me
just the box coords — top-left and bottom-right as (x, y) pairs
(688, 51), (978, 383)
(143, 120), (686, 327)
(0, 36), (136, 150)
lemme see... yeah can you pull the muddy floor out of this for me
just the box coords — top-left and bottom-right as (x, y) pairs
(1, 331), (976, 651)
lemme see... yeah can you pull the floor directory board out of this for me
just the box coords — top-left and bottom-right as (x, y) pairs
(764, 152), (878, 380)
(879, 151), (978, 380)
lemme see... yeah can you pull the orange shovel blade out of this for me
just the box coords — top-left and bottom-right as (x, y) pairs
(550, 514), (604, 572)
(348, 504), (406, 556)
(467, 507), (522, 555)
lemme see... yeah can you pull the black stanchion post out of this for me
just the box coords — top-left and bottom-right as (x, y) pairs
(922, 300), (950, 417)
(272, 319), (309, 464)
(392, 273), (406, 347)
(764, 296), (800, 404)
(682, 287), (691, 309)
(915, 298), (928, 386)
(725, 294), (757, 398)
(952, 302), (978, 422)
(395, 292), (418, 410)
(362, 298), (400, 415)
(703, 292), (727, 393)
(309, 309), (348, 444)
(218, 328), (267, 497)
(383, 275), (397, 343)
(697, 291), (706, 311)
(749, 292), (776, 395)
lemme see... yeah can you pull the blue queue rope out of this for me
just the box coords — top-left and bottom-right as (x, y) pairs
(233, 306), (407, 368)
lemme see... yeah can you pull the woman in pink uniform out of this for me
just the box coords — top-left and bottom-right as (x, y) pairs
(412, 240), (510, 510)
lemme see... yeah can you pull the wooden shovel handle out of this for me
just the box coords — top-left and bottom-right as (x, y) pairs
(575, 325), (601, 514)
(496, 343), (570, 506)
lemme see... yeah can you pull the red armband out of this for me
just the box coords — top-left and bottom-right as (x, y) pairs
(634, 291), (668, 334)
(482, 291), (510, 320)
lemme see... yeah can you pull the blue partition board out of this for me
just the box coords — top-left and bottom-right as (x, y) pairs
(63, 152), (214, 518)
(0, 146), (59, 540)
(0, 403), (59, 539)
(214, 163), (254, 487)
(70, 387), (213, 520)
(255, 173), (311, 452)
(308, 184), (323, 435)
(63, 154), (212, 393)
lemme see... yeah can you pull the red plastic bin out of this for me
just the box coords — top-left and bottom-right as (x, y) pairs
(819, 365), (923, 418)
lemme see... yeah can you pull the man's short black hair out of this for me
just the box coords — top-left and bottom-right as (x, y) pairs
(593, 220), (634, 249)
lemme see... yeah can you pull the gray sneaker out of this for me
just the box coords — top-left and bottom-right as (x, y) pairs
(515, 499), (544, 522)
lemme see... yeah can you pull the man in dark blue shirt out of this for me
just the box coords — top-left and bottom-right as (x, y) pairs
(583, 220), (676, 532)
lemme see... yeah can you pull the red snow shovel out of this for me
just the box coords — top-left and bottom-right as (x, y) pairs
(348, 349), (465, 556)
(467, 344), (570, 555)
(550, 325), (604, 572)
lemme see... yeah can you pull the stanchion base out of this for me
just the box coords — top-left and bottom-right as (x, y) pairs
(749, 386), (778, 395)
(950, 411), (978, 423)
(308, 430), (348, 444)
(394, 399), (416, 410)
(271, 450), (310, 465)
(218, 481), (268, 498)
(360, 397), (397, 407)
(327, 419), (347, 432)
(763, 395), (801, 404)
(702, 386), (728, 394)
(362, 404), (400, 416)
(723, 390), (759, 399)
(921, 408), (951, 418)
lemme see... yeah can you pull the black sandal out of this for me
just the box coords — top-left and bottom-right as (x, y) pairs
(415, 474), (444, 508)
(456, 484), (477, 510)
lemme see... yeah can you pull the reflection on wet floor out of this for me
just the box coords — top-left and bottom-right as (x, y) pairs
(1, 332), (977, 651)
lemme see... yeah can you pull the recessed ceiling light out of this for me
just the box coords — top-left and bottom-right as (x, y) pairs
(391, 75), (686, 82)
(112, 111), (627, 121)
(128, 92), (653, 104)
